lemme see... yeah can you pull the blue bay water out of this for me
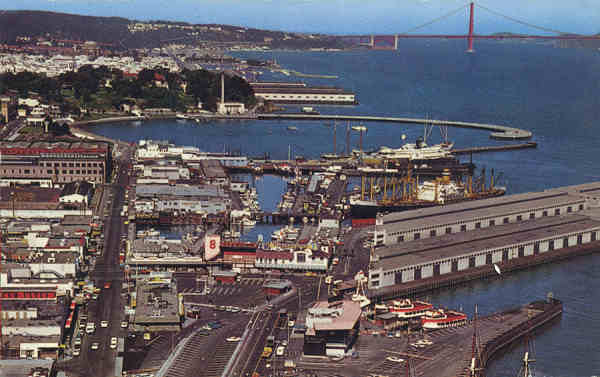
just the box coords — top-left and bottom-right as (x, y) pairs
(90, 39), (600, 376)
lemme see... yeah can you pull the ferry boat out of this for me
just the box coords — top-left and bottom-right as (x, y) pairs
(421, 309), (467, 330)
(367, 136), (454, 163)
(388, 299), (433, 319)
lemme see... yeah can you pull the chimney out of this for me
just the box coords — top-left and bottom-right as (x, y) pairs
(221, 72), (225, 105)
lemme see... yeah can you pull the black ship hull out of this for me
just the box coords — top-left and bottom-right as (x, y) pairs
(350, 190), (506, 219)
(350, 202), (438, 219)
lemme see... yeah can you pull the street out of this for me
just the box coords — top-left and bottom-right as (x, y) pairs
(60, 142), (133, 377)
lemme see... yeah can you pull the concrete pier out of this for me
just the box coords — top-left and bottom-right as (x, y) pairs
(258, 113), (533, 140)
(295, 298), (562, 377)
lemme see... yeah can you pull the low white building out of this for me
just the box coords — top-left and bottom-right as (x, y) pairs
(217, 102), (245, 115)
(2, 319), (61, 337)
(59, 181), (94, 205)
(255, 249), (329, 271)
(1, 267), (74, 297)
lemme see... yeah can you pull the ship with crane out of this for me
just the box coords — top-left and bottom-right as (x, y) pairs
(349, 165), (506, 220)
(315, 121), (506, 220)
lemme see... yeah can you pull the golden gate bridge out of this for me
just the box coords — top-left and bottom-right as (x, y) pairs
(340, 2), (600, 52)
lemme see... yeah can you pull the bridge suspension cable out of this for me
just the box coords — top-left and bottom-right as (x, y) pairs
(475, 3), (569, 35)
(398, 3), (470, 35)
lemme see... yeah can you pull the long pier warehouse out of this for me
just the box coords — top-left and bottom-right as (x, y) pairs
(367, 182), (600, 296)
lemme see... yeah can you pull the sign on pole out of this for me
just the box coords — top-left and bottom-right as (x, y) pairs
(204, 234), (221, 261)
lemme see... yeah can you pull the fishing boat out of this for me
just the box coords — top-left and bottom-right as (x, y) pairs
(242, 218), (257, 227)
(176, 113), (189, 121)
(321, 153), (343, 160)
(421, 309), (467, 330)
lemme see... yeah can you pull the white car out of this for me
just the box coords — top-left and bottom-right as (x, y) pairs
(91, 342), (100, 350)
(386, 356), (404, 363)
(120, 321), (128, 328)
(276, 345), (285, 356)
(110, 337), (118, 349)
(100, 320), (109, 328)
(85, 322), (96, 334)
(288, 320), (295, 328)
(72, 347), (81, 356)
(226, 336), (241, 342)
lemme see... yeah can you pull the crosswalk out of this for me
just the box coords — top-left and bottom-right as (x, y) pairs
(237, 278), (265, 286)
(180, 280), (263, 295)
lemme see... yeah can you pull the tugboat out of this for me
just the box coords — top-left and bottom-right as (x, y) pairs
(421, 309), (467, 330)
(387, 299), (433, 319)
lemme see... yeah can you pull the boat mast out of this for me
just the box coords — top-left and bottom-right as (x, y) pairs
(519, 328), (536, 377)
(346, 121), (350, 157)
(333, 120), (337, 156)
(469, 305), (483, 377)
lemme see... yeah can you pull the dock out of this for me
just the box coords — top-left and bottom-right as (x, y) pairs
(413, 298), (562, 377)
(227, 159), (474, 178)
(453, 142), (538, 155)
(295, 297), (562, 377)
(258, 113), (533, 139)
(369, 239), (600, 301)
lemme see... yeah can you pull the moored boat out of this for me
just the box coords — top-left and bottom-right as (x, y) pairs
(421, 309), (467, 330)
(350, 174), (506, 219)
(388, 299), (434, 319)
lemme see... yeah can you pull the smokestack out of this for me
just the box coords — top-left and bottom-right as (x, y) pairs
(221, 72), (225, 105)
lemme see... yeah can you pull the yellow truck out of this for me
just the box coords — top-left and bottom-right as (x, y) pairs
(261, 347), (273, 358)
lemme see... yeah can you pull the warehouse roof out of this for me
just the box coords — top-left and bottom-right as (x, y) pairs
(135, 184), (226, 198)
(381, 193), (585, 233)
(306, 300), (361, 332)
(380, 181), (600, 226)
(373, 212), (600, 271)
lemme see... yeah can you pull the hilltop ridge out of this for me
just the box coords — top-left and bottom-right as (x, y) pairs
(0, 10), (347, 50)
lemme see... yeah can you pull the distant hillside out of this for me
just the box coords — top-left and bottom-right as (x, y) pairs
(0, 10), (347, 50)
(0, 10), (131, 45)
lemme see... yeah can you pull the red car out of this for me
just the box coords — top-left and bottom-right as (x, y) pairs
(104, 282), (111, 289)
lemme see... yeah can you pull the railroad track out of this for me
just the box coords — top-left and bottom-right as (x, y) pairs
(158, 317), (244, 377)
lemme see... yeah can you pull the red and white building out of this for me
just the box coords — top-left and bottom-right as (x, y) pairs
(255, 249), (329, 272)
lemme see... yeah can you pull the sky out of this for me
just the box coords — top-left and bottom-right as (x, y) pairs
(3, 0), (600, 35)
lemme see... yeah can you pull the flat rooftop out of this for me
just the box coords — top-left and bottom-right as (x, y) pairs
(306, 300), (361, 333)
(134, 280), (180, 325)
(0, 359), (54, 377)
(380, 182), (600, 226)
(253, 87), (354, 95)
(0, 140), (108, 152)
(381, 193), (584, 232)
(373, 211), (600, 271)
(0, 187), (61, 204)
(199, 160), (227, 179)
(135, 184), (227, 198)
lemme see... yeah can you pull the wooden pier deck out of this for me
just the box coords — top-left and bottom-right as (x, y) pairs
(295, 298), (562, 377)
